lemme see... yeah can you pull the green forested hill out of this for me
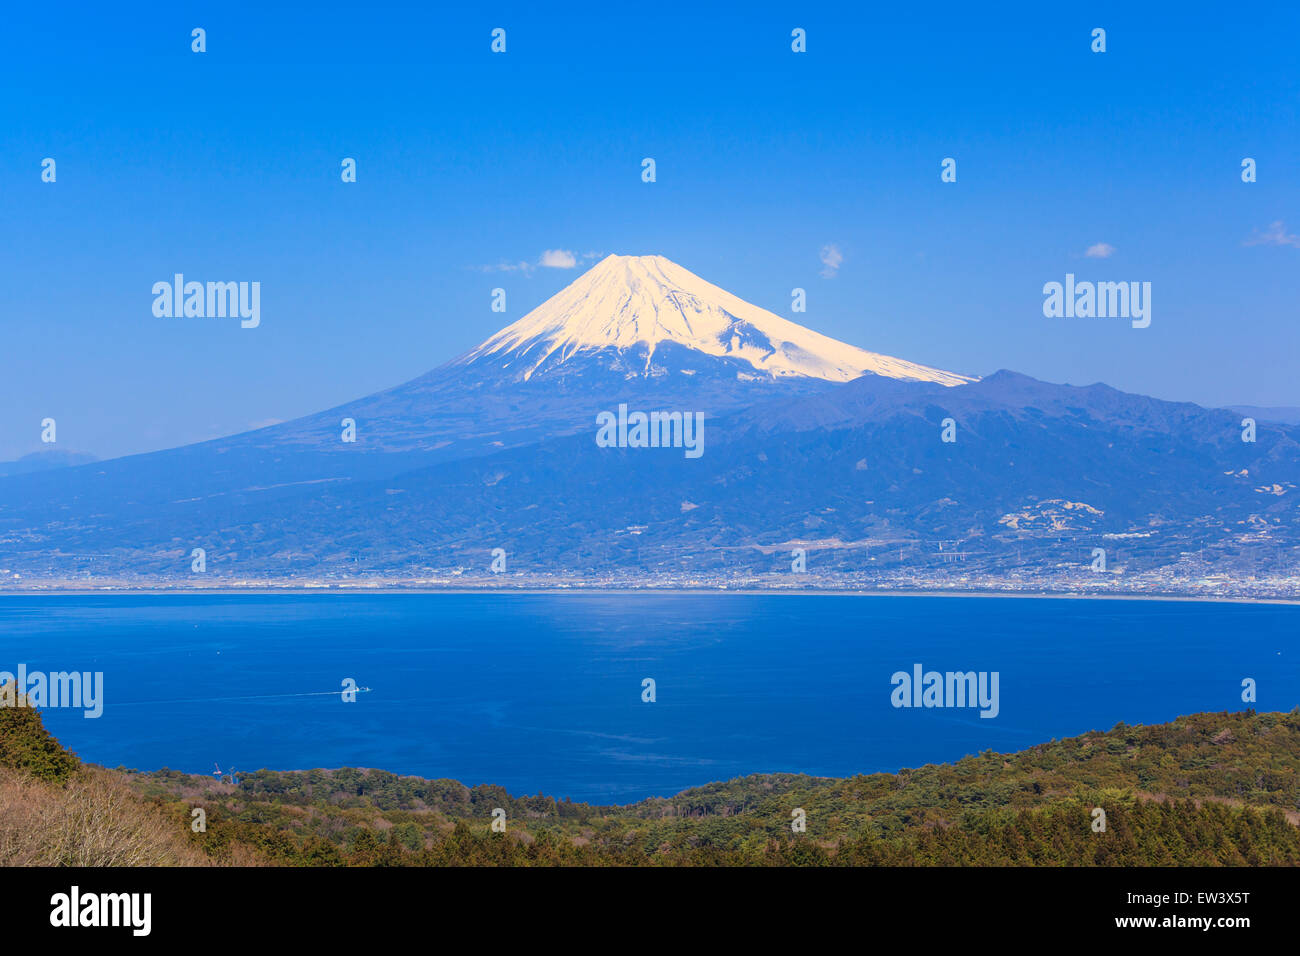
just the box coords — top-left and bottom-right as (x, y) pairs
(3, 692), (1297, 865)
(121, 709), (1300, 866)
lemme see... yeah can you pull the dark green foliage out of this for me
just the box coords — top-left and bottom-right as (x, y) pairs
(128, 708), (1300, 866)
(0, 682), (81, 785)
(6, 696), (1295, 865)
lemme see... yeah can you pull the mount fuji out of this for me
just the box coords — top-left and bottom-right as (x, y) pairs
(0, 255), (975, 538)
(461, 254), (972, 386)
(1, 254), (1297, 590)
(247, 254), (973, 460)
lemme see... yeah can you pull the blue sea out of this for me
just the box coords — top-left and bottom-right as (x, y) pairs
(1, 593), (1295, 803)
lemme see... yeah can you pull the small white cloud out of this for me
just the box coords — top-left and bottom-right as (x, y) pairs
(539, 249), (578, 269)
(1084, 242), (1116, 258)
(819, 243), (843, 278)
(1244, 220), (1300, 248)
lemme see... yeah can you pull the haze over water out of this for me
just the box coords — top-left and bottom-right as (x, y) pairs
(4, 593), (1294, 803)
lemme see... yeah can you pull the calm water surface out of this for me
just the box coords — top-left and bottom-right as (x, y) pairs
(1, 593), (1294, 803)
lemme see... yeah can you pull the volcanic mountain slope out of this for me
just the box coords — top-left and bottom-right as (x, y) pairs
(258, 253), (973, 455)
(242, 372), (1300, 579)
(0, 254), (973, 519)
(6, 370), (1297, 582)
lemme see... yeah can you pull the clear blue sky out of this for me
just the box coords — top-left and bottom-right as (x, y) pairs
(2, 1), (1297, 460)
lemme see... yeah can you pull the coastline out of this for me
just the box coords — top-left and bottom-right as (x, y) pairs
(1, 584), (1297, 606)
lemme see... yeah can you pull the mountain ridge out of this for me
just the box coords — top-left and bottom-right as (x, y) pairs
(3, 366), (1296, 591)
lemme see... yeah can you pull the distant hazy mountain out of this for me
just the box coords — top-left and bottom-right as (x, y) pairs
(0, 257), (1295, 587)
(0, 449), (98, 478)
(1229, 405), (1300, 425)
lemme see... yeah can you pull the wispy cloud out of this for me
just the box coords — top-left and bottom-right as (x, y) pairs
(1244, 220), (1300, 248)
(474, 249), (602, 274)
(474, 260), (534, 274)
(819, 243), (843, 278)
(1084, 242), (1116, 259)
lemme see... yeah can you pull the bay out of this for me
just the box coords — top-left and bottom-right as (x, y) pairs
(1, 593), (1293, 803)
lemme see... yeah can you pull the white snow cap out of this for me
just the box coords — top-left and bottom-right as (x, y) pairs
(465, 254), (974, 386)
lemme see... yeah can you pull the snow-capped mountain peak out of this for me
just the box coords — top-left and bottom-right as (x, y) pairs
(461, 254), (973, 386)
